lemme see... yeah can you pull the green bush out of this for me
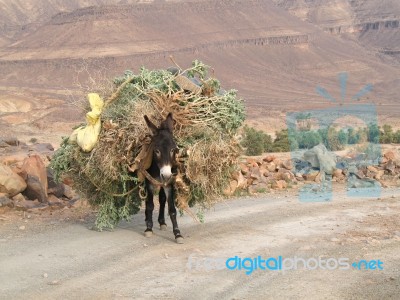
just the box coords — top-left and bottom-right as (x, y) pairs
(272, 129), (290, 152)
(241, 125), (273, 155)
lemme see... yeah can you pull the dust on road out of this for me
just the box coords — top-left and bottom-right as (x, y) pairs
(1, 188), (399, 299)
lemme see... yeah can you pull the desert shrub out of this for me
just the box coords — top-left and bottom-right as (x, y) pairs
(272, 129), (291, 152)
(241, 125), (273, 155)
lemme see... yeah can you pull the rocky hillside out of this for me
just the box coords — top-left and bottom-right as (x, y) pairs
(273, 0), (400, 62)
(0, 0), (399, 144)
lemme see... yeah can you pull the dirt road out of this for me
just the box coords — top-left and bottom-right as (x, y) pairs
(1, 188), (399, 299)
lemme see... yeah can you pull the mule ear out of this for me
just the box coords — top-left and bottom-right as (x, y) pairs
(163, 112), (174, 133)
(144, 115), (158, 135)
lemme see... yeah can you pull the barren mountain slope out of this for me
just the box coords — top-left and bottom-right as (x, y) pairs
(273, 0), (400, 62)
(0, 0), (399, 143)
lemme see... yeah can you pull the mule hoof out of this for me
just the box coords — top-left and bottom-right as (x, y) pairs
(175, 236), (184, 244)
(160, 224), (167, 231)
(144, 230), (153, 237)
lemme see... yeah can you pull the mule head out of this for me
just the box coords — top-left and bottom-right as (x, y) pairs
(144, 113), (178, 183)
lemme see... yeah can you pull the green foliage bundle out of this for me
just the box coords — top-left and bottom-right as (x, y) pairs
(51, 60), (245, 230)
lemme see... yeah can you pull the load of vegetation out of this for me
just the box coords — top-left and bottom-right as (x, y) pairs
(51, 60), (245, 229)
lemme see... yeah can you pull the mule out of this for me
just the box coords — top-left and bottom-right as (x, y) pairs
(143, 113), (184, 244)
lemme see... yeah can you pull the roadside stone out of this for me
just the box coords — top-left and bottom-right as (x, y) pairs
(14, 199), (44, 211)
(304, 144), (336, 175)
(374, 170), (385, 180)
(246, 158), (258, 167)
(0, 195), (13, 208)
(12, 193), (25, 202)
(266, 162), (276, 172)
(236, 172), (248, 189)
(282, 159), (293, 170)
(223, 180), (238, 196)
(303, 170), (319, 182)
(22, 155), (48, 192)
(384, 150), (396, 161)
(64, 185), (76, 199)
(48, 194), (66, 209)
(250, 167), (261, 180)
(385, 160), (396, 174)
(263, 155), (275, 163)
(47, 168), (65, 198)
(0, 164), (27, 197)
(23, 175), (47, 203)
(240, 164), (249, 175)
(367, 165), (378, 173)
(271, 180), (287, 190)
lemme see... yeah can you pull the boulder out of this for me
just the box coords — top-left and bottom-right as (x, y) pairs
(263, 155), (275, 163)
(333, 169), (343, 177)
(0, 193), (13, 208)
(236, 172), (248, 190)
(303, 144), (336, 175)
(348, 176), (380, 189)
(14, 199), (44, 211)
(63, 185), (77, 199)
(240, 164), (249, 176)
(266, 162), (276, 172)
(271, 180), (287, 190)
(275, 169), (294, 181)
(246, 158), (258, 167)
(23, 175), (47, 202)
(282, 159), (293, 170)
(223, 180), (238, 196)
(48, 194), (66, 209)
(12, 193), (26, 202)
(47, 168), (65, 198)
(273, 158), (282, 170)
(303, 170), (320, 182)
(374, 170), (385, 180)
(384, 150), (396, 161)
(385, 160), (396, 174)
(0, 164), (27, 197)
(21, 155), (48, 203)
(250, 167), (261, 180)
(367, 165), (378, 173)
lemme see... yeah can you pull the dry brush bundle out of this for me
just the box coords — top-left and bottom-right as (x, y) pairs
(51, 60), (245, 229)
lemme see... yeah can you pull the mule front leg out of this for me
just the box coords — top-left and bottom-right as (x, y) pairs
(144, 182), (154, 237)
(166, 186), (183, 244)
(158, 188), (167, 230)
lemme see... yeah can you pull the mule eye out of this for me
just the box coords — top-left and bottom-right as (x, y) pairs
(171, 148), (179, 156)
(155, 149), (161, 157)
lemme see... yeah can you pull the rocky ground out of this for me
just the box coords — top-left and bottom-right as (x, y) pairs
(0, 187), (399, 299)
(0, 137), (399, 299)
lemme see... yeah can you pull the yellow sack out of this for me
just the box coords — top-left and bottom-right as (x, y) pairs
(69, 93), (104, 152)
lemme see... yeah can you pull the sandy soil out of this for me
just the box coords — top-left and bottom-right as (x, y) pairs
(0, 186), (399, 299)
